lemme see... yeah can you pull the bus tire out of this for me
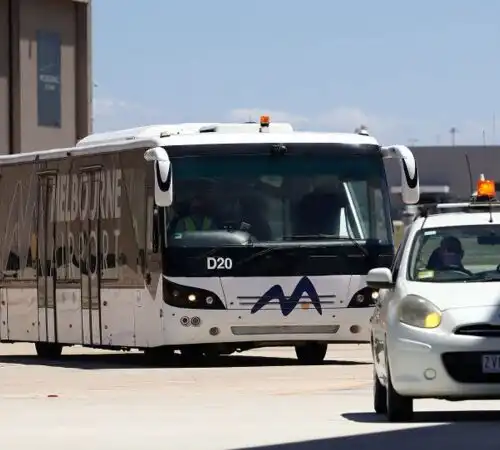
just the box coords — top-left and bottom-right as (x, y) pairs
(203, 348), (221, 360)
(144, 347), (174, 365)
(180, 346), (205, 363)
(35, 342), (63, 359)
(295, 342), (327, 365)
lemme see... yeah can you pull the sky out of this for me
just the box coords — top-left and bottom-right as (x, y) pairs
(92, 0), (500, 146)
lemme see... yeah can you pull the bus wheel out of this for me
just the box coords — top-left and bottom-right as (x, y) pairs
(35, 342), (63, 359)
(294, 343), (327, 365)
(144, 347), (174, 365)
(180, 347), (205, 364)
(203, 348), (222, 362)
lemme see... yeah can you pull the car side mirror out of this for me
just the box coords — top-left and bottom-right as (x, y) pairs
(366, 267), (394, 289)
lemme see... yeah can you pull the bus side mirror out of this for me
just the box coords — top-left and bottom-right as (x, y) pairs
(382, 145), (420, 205)
(144, 147), (173, 207)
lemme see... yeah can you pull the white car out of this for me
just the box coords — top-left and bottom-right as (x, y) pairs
(368, 188), (500, 422)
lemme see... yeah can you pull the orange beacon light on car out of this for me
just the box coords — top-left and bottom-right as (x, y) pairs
(476, 175), (496, 199)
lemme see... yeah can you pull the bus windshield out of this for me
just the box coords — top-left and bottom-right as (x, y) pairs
(165, 150), (392, 246)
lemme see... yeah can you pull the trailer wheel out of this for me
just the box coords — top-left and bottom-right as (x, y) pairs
(294, 342), (328, 365)
(35, 342), (63, 359)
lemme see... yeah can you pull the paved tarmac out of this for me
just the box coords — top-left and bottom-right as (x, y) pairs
(0, 343), (500, 449)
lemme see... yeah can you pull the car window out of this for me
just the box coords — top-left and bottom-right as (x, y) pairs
(391, 224), (411, 279)
(407, 224), (500, 282)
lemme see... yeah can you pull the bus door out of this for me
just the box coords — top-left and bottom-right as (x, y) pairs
(79, 169), (103, 346)
(37, 174), (58, 343)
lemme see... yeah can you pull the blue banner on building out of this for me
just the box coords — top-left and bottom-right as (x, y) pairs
(37, 30), (61, 127)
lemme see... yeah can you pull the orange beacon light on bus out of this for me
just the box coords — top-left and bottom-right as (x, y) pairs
(260, 115), (270, 126)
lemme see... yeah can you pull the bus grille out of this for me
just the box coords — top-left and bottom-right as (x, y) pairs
(231, 325), (340, 336)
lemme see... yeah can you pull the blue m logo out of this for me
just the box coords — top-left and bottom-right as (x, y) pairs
(251, 276), (322, 316)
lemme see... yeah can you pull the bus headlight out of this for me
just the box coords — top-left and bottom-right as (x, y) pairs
(347, 287), (378, 308)
(163, 279), (226, 310)
(398, 296), (441, 329)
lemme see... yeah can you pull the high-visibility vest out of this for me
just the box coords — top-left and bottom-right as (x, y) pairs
(178, 216), (213, 231)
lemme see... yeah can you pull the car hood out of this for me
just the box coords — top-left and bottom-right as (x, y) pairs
(407, 281), (500, 310)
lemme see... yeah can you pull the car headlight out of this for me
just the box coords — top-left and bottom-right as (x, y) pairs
(398, 295), (442, 329)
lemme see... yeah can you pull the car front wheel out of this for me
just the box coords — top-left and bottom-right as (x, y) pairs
(373, 366), (387, 414)
(385, 354), (413, 422)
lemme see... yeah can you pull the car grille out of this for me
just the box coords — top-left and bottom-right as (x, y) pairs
(442, 352), (500, 383)
(454, 324), (500, 337)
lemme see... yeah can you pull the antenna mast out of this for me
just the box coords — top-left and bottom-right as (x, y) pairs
(465, 153), (473, 195)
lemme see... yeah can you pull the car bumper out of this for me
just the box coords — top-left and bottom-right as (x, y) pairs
(387, 308), (500, 399)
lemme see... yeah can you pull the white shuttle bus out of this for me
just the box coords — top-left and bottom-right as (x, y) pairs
(0, 117), (419, 364)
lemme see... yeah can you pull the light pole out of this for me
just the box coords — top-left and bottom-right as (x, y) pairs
(449, 127), (458, 146)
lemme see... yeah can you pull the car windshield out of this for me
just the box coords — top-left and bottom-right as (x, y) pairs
(407, 225), (500, 282)
(164, 150), (392, 246)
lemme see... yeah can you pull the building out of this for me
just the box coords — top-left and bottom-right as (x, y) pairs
(0, 0), (92, 154)
(385, 145), (500, 217)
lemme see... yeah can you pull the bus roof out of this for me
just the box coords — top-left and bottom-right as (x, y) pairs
(0, 125), (380, 166)
(75, 123), (219, 147)
(153, 131), (380, 147)
(76, 122), (296, 147)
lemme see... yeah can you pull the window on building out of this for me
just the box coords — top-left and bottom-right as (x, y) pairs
(37, 30), (62, 128)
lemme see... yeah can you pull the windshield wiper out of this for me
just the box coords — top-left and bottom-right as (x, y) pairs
(344, 223), (370, 258)
(468, 276), (500, 282)
(283, 234), (369, 256)
(283, 234), (367, 241)
(283, 234), (342, 240)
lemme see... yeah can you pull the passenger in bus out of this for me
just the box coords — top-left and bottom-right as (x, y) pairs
(239, 194), (272, 241)
(294, 190), (345, 236)
(174, 192), (218, 232)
